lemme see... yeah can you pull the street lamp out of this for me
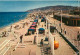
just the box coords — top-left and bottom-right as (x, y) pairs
(61, 10), (62, 28)
(78, 0), (80, 11)
(37, 24), (39, 45)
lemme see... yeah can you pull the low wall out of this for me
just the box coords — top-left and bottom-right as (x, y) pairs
(59, 32), (79, 55)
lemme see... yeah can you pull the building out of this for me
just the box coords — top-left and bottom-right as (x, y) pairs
(54, 14), (80, 26)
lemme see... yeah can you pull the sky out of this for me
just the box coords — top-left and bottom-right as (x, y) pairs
(0, 1), (79, 12)
(0, 0), (79, 1)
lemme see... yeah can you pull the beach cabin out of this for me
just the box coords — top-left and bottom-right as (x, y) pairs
(50, 26), (56, 33)
(54, 14), (80, 26)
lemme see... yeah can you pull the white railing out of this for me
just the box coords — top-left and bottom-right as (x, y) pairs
(49, 32), (54, 55)
(14, 42), (19, 51)
(55, 23), (79, 48)
(46, 17), (54, 55)
(0, 40), (7, 48)
(0, 40), (11, 55)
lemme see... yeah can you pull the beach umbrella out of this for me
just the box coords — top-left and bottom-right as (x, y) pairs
(31, 25), (36, 27)
(29, 27), (36, 31)
(35, 19), (38, 20)
(41, 18), (45, 22)
(39, 28), (45, 31)
(34, 20), (37, 22)
(32, 24), (37, 27)
(32, 23), (37, 25)
(34, 19), (38, 22)
(30, 27), (36, 29)
(33, 22), (37, 24)
(31, 25), (36, 26)
(32, 24), (36, 25)
(28, 29), (35, 34)
(34, 20), (38, 22)
(28, 28), (36, 32)
(39, 28), (45, 34)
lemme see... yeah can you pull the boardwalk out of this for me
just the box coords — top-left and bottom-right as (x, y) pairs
(53, 33), (76, 55)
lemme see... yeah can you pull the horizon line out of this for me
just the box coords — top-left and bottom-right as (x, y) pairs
(0, 0), (80, 2)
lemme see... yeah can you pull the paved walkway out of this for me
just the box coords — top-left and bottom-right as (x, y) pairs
(0, 18), (37, 55)
(47, 15), (80, 49)
(52, 32), (76, 55)
(36, 18), (76, 55)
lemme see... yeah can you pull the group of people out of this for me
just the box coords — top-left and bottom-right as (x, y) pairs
(19, 35), (44, 47)
(33, 35), (44, 46)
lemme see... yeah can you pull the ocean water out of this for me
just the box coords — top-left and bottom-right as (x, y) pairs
(0, 12), (29, 28)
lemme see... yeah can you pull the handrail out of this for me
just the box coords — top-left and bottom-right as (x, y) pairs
(49, 32), (54, 55)
(0, 40), (10, 55)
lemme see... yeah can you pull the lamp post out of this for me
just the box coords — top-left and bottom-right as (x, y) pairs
(78, 1), (80, 54)
(78, 0), (80, 11)
(61, 10), (62, 28)
(37, 24), (39, 45)
(45, 20), (47, 37)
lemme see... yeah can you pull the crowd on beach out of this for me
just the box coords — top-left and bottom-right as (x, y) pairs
(0, 10), (80, 43)
(0, 10), (80, 55)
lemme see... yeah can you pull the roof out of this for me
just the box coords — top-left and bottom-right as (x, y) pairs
(54, 14), (80, 19)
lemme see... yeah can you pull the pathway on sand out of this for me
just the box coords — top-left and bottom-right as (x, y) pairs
(53, 33), (76, 55)
(3, 18), (37, 55)
(0, 15), (77, 55)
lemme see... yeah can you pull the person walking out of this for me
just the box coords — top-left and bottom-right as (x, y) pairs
(20, 35), (23, 43)
(77, 31), (80, 41)
(40, 39), (44, 47)
(10, 25), (12, 32)
(34, 36), (36, 44)
(14, 31), (17, 39)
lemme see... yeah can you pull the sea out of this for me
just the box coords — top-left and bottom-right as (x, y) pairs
(0, 1), (79, 28)
(0, 12), (29, 28)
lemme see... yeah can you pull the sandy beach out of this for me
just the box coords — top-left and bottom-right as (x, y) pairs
(0, 11), (79, 55)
